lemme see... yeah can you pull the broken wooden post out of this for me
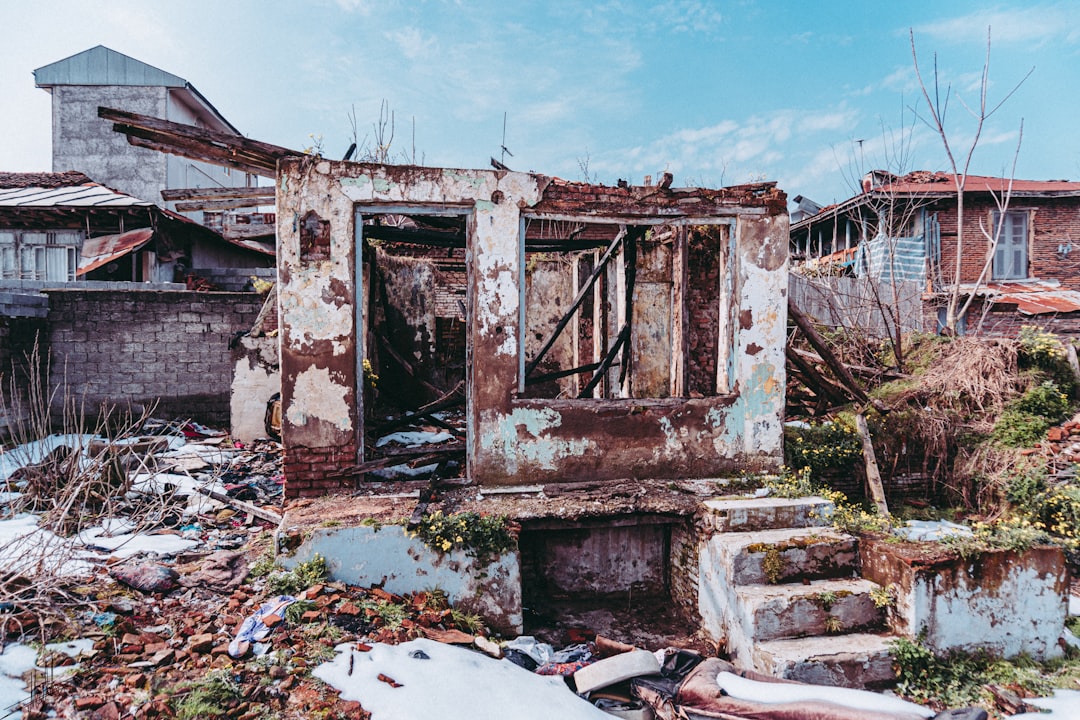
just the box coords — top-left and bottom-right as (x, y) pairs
(787, 299), (889, 414)
(854, 413), (889, 518)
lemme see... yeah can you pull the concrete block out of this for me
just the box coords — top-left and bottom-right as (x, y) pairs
(751, 633), (897, 689)
(711, 527), (859, 586)
(702, 496), (834, 533)
(734, 578), (884, 642)
(861, 538), (1068, 660)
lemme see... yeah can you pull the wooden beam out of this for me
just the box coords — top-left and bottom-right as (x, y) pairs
(127, 135), (271, 177)
(787, 298), (888, 414)
(619, 228), (639, 387)
(222, 223), (276, 241)
(579, 324), (629, 398)
(174, 198), (272, 212)
(362, 224), (464, 247)
(785, 345), (848, 407)
(855, 413), (890, 518)
(161, 186), (276, 202)
(100, 106), (297, 177)
(524, 227), (626, 378)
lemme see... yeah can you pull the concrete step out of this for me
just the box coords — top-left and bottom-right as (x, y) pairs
(734, 578), (885, 642)
(702, 495), (834, 533)
(708, 527), (860, 586)
(751, 633), (898, 689)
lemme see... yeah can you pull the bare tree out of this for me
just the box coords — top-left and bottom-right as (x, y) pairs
(910, 28), (1031, 334)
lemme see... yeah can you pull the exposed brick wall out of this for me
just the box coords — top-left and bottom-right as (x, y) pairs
(43, 289), (260, 426)
(669, 517), (702, 625)
(283, 443), (358, 498)
(934, 196), (1080, 288)
(687, 229), (722, 395)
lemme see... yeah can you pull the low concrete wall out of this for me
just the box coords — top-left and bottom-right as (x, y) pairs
(279, 524), (522, 634)
(861, 538), (1068, 660)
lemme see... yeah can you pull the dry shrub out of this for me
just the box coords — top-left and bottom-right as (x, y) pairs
(0, 344), (178, 635)
(949, 442), (1027, 515)
(917, 337), (1021, 413)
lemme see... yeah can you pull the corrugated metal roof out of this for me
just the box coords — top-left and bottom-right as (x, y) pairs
(77, 228), (155, 276)
(968, 280), (1080, 315)
(34, 45), (186, 88)
(0, 178), (152, 208)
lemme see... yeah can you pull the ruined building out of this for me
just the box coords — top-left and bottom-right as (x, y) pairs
(275, 159), (790, 496)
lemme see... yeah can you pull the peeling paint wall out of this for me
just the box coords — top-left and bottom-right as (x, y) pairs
(230, 335), (280, 444)
(861, 539), (1068, 660)
(278, 159), (788, 493)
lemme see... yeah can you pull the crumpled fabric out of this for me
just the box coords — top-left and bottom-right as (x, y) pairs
(535, 643), (596, 676)
(109, 563), (179, 594)
(228, 595), (295, 658)
(179, 550), (249, 593)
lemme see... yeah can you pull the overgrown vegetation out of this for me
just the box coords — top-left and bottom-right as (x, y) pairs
(406, 511), (517, 566)
(266, 554), (329, 596)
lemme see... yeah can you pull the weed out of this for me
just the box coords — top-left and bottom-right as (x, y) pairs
(823, 616), (843, 634)
(870, 584), (896, 609)
(284, 600), (317, 624)
(249, 546), (277, 578)
(407, 511), (517, 566)
(172, 669), (243, 720)
(761, 547), (784, 584)
(361, 598), (407, 629)
(449, 607), (485, 635)
(784, 418), (863, 480)
(890, 634), (1050, 709)
(815, 590), (838, 611)
(266, 554), (328, 596)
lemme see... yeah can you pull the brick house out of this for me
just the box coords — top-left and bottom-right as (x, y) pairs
(790, 170), (1080, 337)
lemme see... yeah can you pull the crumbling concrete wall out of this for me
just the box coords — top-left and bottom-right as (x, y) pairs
(277, 159), (788, 495)
(44, 289), (260, 425)
(861, 538), (1068, 660)
(230, 335), (280, 444)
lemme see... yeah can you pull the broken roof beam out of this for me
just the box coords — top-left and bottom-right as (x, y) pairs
(161, 186), (276, 202)
(99, 106), (299, 177)
(163, 187), (276, 212)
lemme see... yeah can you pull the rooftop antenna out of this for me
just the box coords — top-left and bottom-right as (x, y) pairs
(491, 112), (514, 171)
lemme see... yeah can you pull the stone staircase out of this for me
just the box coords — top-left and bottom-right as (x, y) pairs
(698, 495), (897, 688)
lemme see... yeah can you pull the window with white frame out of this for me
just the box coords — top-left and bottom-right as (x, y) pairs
(0, 230), (81, 281)
(992, 210), (1028, 281)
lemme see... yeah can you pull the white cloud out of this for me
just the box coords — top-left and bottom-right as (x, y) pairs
(911, 5), (1080, 47)
(385, 27), (438, 61)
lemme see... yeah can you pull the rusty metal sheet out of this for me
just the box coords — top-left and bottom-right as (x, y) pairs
(76, 228), (154, 276)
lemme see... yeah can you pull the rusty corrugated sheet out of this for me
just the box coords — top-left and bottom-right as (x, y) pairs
(77, 228), (154, 276)
(975, 281), (1080, 315)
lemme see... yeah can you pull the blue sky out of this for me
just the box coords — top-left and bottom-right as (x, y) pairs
(1, 0), (1078, 207)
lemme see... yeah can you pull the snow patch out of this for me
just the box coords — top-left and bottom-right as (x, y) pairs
(313, 638), (612, 720)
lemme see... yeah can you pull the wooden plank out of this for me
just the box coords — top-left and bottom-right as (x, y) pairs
(193, 487), (282, 524)
(855, 413), (890, 518)
(100, 106), (295, 163)
(222, 223), (276, 240)
(161, 186), (276, 202)
(126, 135), (271, 177)
(174, 198), (273, 212)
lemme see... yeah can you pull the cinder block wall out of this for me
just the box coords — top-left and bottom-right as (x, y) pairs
(43, 289), (260, 426)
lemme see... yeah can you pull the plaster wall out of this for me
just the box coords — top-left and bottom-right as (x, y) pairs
(279, 523), (522, 634)
(52, 85), (167, 203)
(230, 334), (281, 444)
